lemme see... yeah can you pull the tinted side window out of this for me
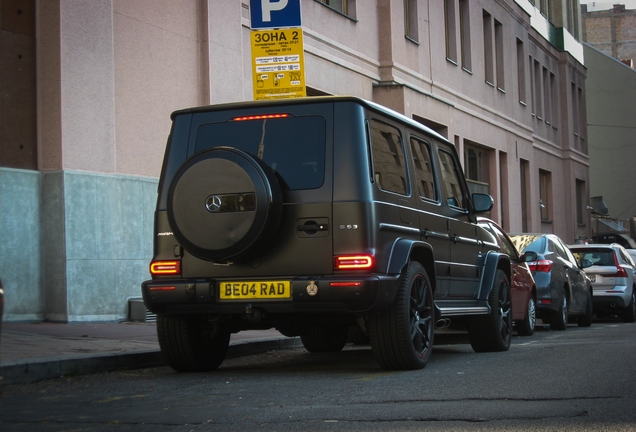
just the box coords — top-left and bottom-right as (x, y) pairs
(437, 149), (466, 210)
(369, 120), (408, 195)
(410, 137), (437, 201)
(194, 116), (326, 190)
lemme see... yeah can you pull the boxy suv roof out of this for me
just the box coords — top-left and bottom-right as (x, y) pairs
(142, 96), (512, 371)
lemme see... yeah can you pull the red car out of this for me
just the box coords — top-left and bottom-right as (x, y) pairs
(478, 218), (537, 336)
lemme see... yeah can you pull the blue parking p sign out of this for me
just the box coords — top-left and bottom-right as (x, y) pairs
(250, 0), (301, 29)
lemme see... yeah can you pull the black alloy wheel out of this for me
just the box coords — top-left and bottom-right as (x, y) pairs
(369, 261), (434, 370)
(468, 269), (513, 352)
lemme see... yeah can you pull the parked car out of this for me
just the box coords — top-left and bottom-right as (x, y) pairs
(510, 234), (593, 330)
(142, 96), (513, 372)
(568, 243), (636, 322)
(478, 218), (537, 336)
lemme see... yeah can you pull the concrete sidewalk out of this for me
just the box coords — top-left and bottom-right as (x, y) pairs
(0, 322), (301, 385)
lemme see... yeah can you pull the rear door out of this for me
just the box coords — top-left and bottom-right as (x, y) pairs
(410, 136), (451, 297)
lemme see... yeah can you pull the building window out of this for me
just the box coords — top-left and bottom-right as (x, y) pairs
(520, 159), (529, 232)
(494, 19), (504, 91)
(543, 67), (551, 123)
(576, 179), (585, 225)
(483, 10), (494, 85)
(529, 56), (534, 114)
(570, 0), (580, 41)
(464, 142), (490, 195)
(459, 0), (471, 71)
(499, 151), (508, 227)
(571, 82), (579, 135)
(539, 169), (551, 222)
(404, 0), (418, 42)
(578, 86), (585, 140)
(317, 0), (355, 18)
(549, 72), (557, 125)
(517, 39), (526, 104)
(445, 0), (458, 63)
(534, 60), (542, 119)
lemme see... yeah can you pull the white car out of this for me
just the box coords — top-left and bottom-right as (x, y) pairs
(569, 243), (636, 322)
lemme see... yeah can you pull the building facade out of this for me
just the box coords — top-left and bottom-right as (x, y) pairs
(0, 0), (589, 322)
(584, 43), (636, 223)
(582, 3), (636, 67)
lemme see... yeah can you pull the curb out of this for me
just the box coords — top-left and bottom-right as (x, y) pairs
(0, 337), (302, 386)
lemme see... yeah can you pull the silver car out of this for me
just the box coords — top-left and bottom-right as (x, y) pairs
(569, 243), (636, 322)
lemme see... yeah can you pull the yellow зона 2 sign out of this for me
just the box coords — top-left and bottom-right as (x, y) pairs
(251, 28), (306, 100)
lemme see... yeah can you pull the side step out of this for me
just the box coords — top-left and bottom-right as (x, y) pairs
(435, 300), (490, 317)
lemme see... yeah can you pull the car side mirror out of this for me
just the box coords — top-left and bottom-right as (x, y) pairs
(520, 251), (538, 263)
(472, 193), (494, 213)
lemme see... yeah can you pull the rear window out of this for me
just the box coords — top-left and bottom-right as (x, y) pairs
(194, 115), (326, 190)
(511, 235), (544, 254)
(571, 249), (615, 267)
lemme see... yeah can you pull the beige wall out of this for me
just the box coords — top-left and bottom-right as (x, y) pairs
(113, 0), (202, 177)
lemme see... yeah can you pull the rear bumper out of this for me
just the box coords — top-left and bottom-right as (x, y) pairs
(592, 290), (630, 310)
(533, 276), (560, 314)
(142, 275), (400, 317)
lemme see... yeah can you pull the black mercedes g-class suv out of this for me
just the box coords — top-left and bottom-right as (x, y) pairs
(142, 96), (512, 371)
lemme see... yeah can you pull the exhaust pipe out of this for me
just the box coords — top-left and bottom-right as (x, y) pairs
(436, 318), (452, 330)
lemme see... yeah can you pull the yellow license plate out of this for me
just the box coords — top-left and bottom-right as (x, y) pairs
(219, 281), (291, 300)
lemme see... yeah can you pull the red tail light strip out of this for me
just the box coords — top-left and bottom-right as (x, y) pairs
(150, 260), (181, 275)
(335, 255), (374, 270)
(232, 114), (289, 121)
(149, 286), (177, 291)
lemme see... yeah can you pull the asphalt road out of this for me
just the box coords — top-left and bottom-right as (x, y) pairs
(1, 319), (635, 432)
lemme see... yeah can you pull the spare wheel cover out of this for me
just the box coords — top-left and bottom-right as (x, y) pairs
(167, 147), (282, 261)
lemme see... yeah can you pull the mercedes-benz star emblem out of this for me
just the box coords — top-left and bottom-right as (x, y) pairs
(205, 195), (222, 213)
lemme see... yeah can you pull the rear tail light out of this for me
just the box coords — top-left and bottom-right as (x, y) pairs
(528, 259), (553, 273)
(600, 254), (628, 278)
(335, 254), (374, 270)
(150, 260), (181, 276)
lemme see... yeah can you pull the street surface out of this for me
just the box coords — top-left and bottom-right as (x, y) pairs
(1, 319), (635, 432)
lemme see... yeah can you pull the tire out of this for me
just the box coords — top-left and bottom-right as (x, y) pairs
(468, 269), (513, 352)
(156, 314), (230, 372)
(550, 292), (568, 331)
(167, 147), (282, 262)
(301, 323), (349, 353)
(369, 261), (434, 370)
(622, 292), (636, 323)
(515, 296), (536, 336)
(577, 290), (593, 327)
